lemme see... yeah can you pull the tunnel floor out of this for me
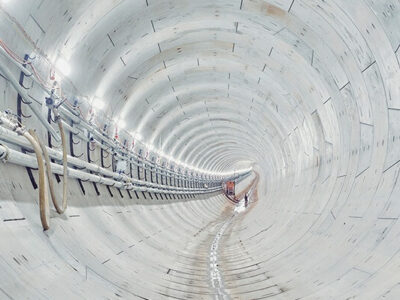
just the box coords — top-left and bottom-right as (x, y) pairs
(158, 173), (289, 299)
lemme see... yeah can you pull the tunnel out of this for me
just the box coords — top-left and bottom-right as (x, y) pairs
(1, 0), (400, 299)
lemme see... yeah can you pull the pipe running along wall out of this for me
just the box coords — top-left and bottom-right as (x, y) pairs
(0, 0), (400, 299)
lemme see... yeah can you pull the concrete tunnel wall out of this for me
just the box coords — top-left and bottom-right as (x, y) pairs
(0, 0), (400, 299)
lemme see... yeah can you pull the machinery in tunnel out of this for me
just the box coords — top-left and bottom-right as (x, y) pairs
(224, 181), (235, 196)
(1, 0), (400, 299)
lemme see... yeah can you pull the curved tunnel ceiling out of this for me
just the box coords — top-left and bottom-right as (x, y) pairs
(1, 0), (400, 299)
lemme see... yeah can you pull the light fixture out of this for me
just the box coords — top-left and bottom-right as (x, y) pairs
(55, 58), (71, 76)
(119, 120), (126, 129)
(92, 98), (105, 110)
(114, 118), (126, 129)
(135, 132), (142, 141)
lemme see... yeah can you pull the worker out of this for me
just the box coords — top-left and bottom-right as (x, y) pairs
(244, 193), (248, 207)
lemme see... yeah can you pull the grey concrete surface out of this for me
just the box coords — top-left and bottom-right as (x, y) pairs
(1, 0), (400, 299)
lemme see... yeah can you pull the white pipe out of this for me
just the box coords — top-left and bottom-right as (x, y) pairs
(0, 143), (220, 196)
(0, 144), (123, 187)
(0, 123), (222, 194)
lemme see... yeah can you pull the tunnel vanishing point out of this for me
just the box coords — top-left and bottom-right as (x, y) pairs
(0, 0), (400, 299)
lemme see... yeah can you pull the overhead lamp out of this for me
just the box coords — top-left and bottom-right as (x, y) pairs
(119, 120), (126, 129)
(135, 132), (142, 141)
(147, 144), (154, 152)
(130, 131), (143, 141)
(92, 98), (105, 110)
(55, 58), (71, 76)
(114, 118), (126, 129)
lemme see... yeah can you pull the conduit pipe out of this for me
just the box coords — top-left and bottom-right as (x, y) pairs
(0, 118), (228, 194)
(0, 142), (222, 196)
(0, 120), (206, 190)
(0, 142), (122, 187)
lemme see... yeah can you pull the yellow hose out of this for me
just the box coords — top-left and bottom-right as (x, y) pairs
(23, 130), (50, 231)
(31, 120), (68, 214)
